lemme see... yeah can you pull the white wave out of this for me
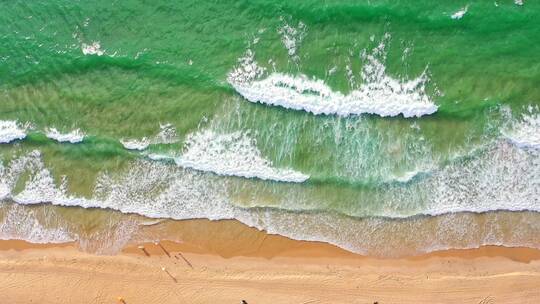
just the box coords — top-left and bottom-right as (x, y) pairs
(3, 137), (538, 222)
(151, 130), (309, 183)
(1, 149), (539, 257)
(120, 123), (178, 150)
(228, 41), (438, 118)
(502, 106), (540, 150)
(252, 208), (540, 257)
(451, 6), (468, 19)
(0, 120), (26, 143)
(45, 128), (85, 143)
(515, 0), (524, 6)
(0, 151), (234, 220)
(396, 141), (540, 217)
(81, 41), (104, 56)
(0, 203), (74, 244)
(0, 201), (138, 253)
(0, 145), (539, 256)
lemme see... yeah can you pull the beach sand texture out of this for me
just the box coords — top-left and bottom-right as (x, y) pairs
(0, 224), (540, 304)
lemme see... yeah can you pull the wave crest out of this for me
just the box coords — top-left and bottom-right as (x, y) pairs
(45, 128), (85, 143)
(228, 37), (438, 118)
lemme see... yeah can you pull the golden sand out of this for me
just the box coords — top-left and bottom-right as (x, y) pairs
(0, 219), (539, 303)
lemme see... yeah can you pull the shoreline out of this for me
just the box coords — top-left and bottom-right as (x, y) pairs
(1, 219), (540, 303)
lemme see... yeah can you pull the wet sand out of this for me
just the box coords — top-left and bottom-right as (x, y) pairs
(0, 219), (540, 303)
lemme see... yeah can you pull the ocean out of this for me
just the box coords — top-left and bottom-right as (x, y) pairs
(0, 0), (538, 257)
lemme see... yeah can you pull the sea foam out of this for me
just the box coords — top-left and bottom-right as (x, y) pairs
(502, 106), (540, 150)
(0, 203), (74, 244)
(120, 138), (151, 150)
(45, 128), (85, 143)
(150, 129), (309, 183)
(451, 6), (469, 19)
(0, 147), (539, 257)
(0, 120), (26, 143)
(228, 40), (438, 118)
(121, 123), (178, 150)
(278, 19), (307, 60)
(81, 41), (104, 56)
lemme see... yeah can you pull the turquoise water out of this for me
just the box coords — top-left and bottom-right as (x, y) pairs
(0, 0), (538, 256)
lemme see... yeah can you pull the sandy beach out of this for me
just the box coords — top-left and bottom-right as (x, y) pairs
(1, 220), (540, 304)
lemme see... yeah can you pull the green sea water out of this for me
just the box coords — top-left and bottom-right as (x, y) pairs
(0, 0), (538, 256)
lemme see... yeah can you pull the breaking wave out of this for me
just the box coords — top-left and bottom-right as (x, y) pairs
(228, 37), (438, 118)
(45, 128), (85, 143)
(149, 129), (309, 183)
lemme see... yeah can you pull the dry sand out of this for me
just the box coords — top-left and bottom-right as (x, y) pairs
(0, 220), (540, 304)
